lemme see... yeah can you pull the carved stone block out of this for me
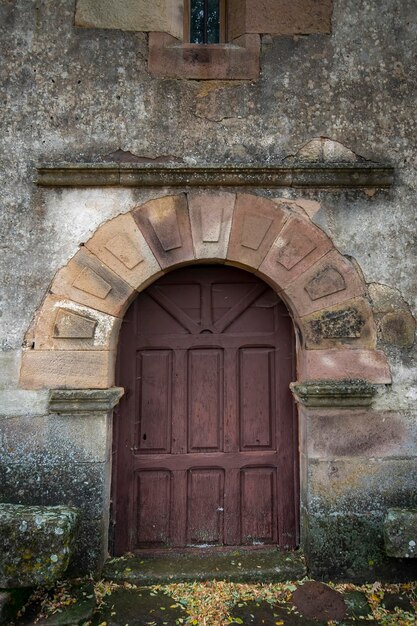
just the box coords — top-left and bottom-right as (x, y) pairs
(27, 296), (121, 351)
(51, 248), (134, 317)
(85, 213), (162, 291)
(258, 214), (332, 289)
(227, 194), (289, 269)
(302, 298), (376, 349)
(133, 195), (194, 269)
(284, 251), (366, 316)
(188, 192), (235, 259)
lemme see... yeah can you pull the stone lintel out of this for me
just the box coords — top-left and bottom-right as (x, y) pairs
(384, 508), (417, 558)
(36, 163), (394, 189)
(48, 387), (124, 414)
(290, 379), (379, 407)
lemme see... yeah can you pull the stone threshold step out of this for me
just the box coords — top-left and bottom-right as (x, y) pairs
(102, 547), (306, 585)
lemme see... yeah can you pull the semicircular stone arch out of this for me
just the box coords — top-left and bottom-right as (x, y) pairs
(19, 191), (391, 389)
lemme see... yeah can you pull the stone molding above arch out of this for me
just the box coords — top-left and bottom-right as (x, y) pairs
(20, 192), (391, 389)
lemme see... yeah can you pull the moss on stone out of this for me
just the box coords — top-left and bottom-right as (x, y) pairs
(0, 504), (79, 588)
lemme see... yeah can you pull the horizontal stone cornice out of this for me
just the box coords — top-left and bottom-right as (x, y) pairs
(36, 163), (394, 189)
(290, 379), (379, 407)
(48, 387), (124, 414)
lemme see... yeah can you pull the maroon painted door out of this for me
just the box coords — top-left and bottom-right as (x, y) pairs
(113, 266), (298, 554)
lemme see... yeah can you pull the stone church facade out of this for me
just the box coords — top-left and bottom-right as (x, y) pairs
(1, 0), (417, 580)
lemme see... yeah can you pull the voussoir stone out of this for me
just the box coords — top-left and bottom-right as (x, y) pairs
(0, 504), (79, 588)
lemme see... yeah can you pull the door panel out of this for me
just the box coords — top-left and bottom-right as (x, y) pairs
(239, 347), (275, 450)
(114, 265), (298, 554)
(136, 470), (171, 547)
(188, 349), (224, 452)
(187, 469), (224, 545)
(136, 350), (172, 453)
(241, 467), (277, 544)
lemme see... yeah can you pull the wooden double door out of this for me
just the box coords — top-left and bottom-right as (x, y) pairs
(113, 265), (298, 554)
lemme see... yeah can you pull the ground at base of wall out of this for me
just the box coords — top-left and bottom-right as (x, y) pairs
(10, 578), (417, 626)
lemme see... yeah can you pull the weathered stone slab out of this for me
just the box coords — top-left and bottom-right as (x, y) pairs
(36, 163), (395, 189)
(188, 191), (235, 260)
(85, 212), (163, 291)
(300, 409), (413, 459)
(290, 379), (377, 407)
(228, 0), (333, 39)
(301, 349), (391, 383)
(258, 213), (333, 290)
(344, 591), (371, 619)
(284, 250), (366, 316)
(103, 548), (307, 584)
(0, 351), (21, 390)
(0, 390), (49, 417)
(227, 194), (289, 269)
(133, 195), (194, 269)
(48, 387), (124, 414)
(301, 298), (376, 350)
(0, 463), (108, 519)
(20, 350), (116, 389)
(0, 504), (79, 588)
(148, 33), (260, 81)
(384, 508), (417, 558)
(0, 414), (111, 464)
(28, 295), (122, 351)
(307, 458), (417, 516)
(304, 511), (417, 581)
(66, 517), (108, 576)
(75, 0), (183, 39)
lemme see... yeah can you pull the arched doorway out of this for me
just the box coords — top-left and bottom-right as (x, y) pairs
(113, 264), (298, 555)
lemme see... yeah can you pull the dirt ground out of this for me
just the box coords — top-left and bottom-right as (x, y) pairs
(13, 578), (417, 626)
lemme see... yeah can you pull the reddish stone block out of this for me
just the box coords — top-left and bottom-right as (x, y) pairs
(258, 214), (333, 290)
(28, 295), (121, 352)
(133, 195), (194, 270)
(85, 212), (163, 291)
(228, 0), (333, 39)
(51, 248), (135, 317)
(301, 409), (410, 459)
(301, 349), (392, 383)
(227, 194), (289, 270)
(148, 32), (260, 81)
(188, 191), (235, 260)
(284, 250), (366, 317)
(20, 350), (115, 389)
(300, 297), (377, 350)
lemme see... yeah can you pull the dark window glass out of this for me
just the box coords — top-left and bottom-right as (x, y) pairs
(190, 0), (220, 44)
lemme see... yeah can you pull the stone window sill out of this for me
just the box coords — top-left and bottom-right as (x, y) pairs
(148, 32), (260, 80)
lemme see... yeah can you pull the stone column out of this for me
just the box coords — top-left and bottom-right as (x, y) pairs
(46, 388), (124, 574)
(292, 380), (417, 580)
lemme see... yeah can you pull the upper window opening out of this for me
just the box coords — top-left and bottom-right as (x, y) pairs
(186, 0), (226, 44)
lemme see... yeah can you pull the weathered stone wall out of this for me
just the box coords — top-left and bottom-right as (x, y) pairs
(1, 0), (417, 578)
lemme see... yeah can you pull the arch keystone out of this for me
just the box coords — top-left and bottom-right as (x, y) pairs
(133, 194), (194, 269)
(188, 191), (235, 260)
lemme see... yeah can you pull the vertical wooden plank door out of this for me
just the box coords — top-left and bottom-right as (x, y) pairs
(113, 265), (298, 554)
